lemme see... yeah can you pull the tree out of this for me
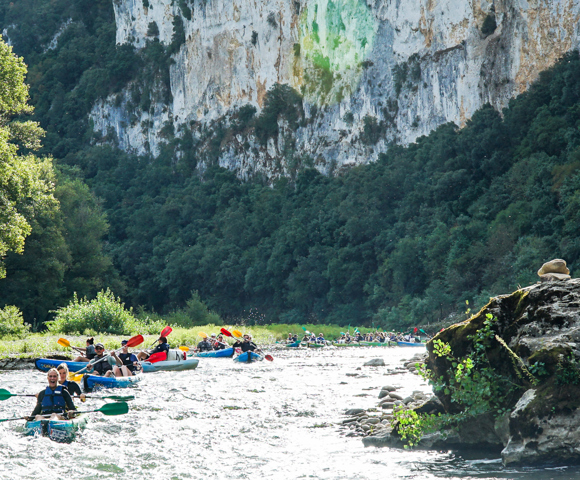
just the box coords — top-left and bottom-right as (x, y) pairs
(0, 36), (56, 278)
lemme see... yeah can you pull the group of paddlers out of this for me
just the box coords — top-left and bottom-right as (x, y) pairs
(196, 332), (259, 353)
(286, 330), (428, 344)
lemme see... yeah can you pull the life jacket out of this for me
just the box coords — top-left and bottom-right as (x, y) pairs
(119, 352), (138, 372)
(41, 386), (67, 415)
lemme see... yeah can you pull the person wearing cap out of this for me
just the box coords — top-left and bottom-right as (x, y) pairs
(137, 336), (170, 361)
(232, 334), (257, 353)
(111, 340), (140, 376)
(196, 335), (213, 352)
(86, 343), (114, 377)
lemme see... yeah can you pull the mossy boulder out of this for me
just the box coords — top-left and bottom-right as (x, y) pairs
(423, 279), (580, 466)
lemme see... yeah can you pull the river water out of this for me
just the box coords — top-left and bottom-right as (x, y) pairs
(1, 347), (579, 480)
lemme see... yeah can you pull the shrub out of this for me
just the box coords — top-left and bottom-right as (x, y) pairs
(0, 306), (30, 338)
(47, 289), (164, 335)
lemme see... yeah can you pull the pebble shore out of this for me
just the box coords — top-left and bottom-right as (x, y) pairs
(337, 352), (430, 439)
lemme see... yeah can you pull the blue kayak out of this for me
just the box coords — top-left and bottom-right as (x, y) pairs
(194, 347), (235, 358)
(83, 372), (144, 390)
(285, 341), (301, 348)
(35, 358), (89, 373)
(397, 341), (426, 347)
(233, 351), (263, 363)
(24, 414), (88, 443)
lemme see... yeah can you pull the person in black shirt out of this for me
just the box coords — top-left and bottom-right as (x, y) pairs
(137, 336), (170, 361)
(30, 368), (76, 420)
(86, 343), (114, 377)
(57, 363), (85, 401)
(232, 334), (258, 352)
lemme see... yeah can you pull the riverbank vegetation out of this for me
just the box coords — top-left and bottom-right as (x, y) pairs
(4, 3), (580, 330)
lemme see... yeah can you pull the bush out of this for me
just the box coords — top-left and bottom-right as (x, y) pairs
(47, 289), (164, 335)
(0, 306), (31, 338)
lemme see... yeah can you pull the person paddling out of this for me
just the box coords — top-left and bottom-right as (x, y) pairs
(232, 334), (258, 352)
(56, 363), (85, 401)
(72, 337), (96, 362)
(86, 343), (115, 377)
(196, 336), (213, 352)
(30, 368), (77, 421)
(137, 336), (170, 361)
(213, 334), (228, 350)
(111, 340), (140, 376)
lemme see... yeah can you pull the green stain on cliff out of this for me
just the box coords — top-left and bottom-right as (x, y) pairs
(298, 0), (376, 105)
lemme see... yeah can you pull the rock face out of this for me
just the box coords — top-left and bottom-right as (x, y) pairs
(90, 0), (580, 178)
(366, 278), (580, 466)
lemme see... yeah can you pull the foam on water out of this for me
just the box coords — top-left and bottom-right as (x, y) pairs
(0, 347), (579, 479)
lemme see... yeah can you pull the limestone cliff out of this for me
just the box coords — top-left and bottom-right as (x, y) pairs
(91, 0), (580, 177)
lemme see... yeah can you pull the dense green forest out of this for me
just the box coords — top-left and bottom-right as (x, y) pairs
(2, 0), (580, 330)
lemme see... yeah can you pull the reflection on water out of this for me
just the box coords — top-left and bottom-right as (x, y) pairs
(0, 347), (579, 479)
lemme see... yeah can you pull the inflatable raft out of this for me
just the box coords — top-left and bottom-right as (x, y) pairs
(194, 347), (235, 358)
(233, 351), (263, 363)
(83, 372), (144, 390)
(24, 414), (88, 443)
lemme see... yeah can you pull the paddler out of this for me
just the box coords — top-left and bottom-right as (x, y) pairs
(213, 334), (228, 350)
(86, 343), (115, 377)
(30, 368), (77, 420)
(137, 336), (170, 361)
(56, 363), (86, 401)
(110, 340), (140, 376)
(232, 334), (258, 352)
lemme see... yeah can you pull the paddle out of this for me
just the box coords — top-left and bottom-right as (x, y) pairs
(0, 401), (129, 423)
(73, 334), (144, 376)
(179, 346), (189, 351)
(147, 352), (167, 363)
(147, 325), (173, 348)
(0, 389), (36, 400)
(57, 338), (86, 353)
(198, 332), (208, 339)
(77, 394), (135, 402)
(232, 329), (243, 339)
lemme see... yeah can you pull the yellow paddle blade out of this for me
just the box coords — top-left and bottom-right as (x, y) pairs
(179, 346), (189, 351)
(68, 373), (83, 382)
(58, 338), (71, 348)
(198, 332), (208, 339)
(232, 330), (243, 339)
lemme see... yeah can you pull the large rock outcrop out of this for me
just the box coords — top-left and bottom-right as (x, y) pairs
(91, 0), (580, 178)
(365, 278), (580, 467)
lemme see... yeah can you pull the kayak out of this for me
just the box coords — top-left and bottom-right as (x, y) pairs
(332, 342), (364, 347)
(35, 358), (89, 373)
(24, 413), (88, 443)
(397, 341), (426, 347)
(233, 352), (263, 363)
(194, 347), (235, 358)
(303, 342), (325, 348)
(141, 357), (199, 372)
(285, 341), (301, 348)
(359, 341), (394, 347)
(83, 372), (144, 390)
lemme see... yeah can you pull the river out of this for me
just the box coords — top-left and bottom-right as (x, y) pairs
(1, 347), (579, 480)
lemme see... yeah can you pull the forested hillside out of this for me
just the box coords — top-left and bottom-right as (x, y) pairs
(2, 0), (580, 329)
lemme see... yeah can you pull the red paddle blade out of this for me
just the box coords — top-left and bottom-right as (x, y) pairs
(148, 352), (167, 363)
(220, 328), (232, 337)
(160, 326), (172, 337)
(265, 355), (274, 362)
(126, 335), (144, 348)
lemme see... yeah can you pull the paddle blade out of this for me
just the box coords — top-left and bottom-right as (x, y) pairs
(0, 389), (13, 401)
(232, 330), (243, 339)
(178, 346), (189, 351)
(220, 328), (232, 337)
(68, 373), (83, 382)
(301, 326), (307, 331)
(265, 355), (274, 362)
(57, 338), (71, 348)
(198, 332), (208, 339)
(102, 395), (135, 402)
(97, 402), (129, 416)
(160, 326), (173, 338)
(126, 334), (144, 348)
(148, 352), (167, 363)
